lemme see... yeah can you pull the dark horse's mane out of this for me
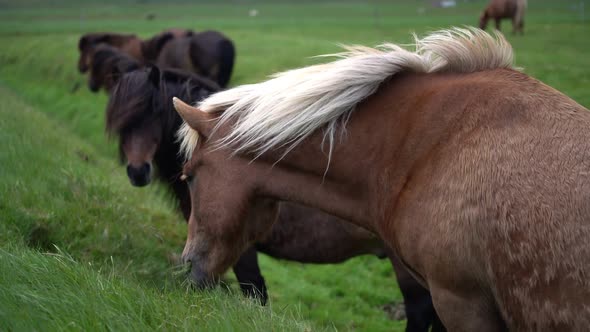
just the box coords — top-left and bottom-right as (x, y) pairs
(79, 32), (137, 51)
(106, 66), (219, 164)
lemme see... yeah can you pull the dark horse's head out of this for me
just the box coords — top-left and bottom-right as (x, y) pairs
(87, 45), (139, 93)
(106, 65), (219, 187)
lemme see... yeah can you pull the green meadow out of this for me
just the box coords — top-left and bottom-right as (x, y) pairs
(0, 0), (588, 330)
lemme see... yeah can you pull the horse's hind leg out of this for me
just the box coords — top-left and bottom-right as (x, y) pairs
(389, 255), (445, 332)
(232, 246), (268, 305)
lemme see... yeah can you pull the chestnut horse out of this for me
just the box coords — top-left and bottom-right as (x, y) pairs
(479, 0), (527, 34)
(106, 65), (442, 331)
(174, 28), (590, 330)
(86, 45), (140, 93)
(78, 32), (143, 73)
(155, 30), (235, 88)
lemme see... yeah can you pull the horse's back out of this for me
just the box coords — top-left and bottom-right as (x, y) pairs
(487, 0), (519, 17)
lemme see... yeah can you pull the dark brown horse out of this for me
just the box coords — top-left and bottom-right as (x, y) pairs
(86, 45), (140, 93)
(156, 30), (235, 88)
(106, 66), (441, 331)
(106, 66), (217, 217)
(479, 0), (527, 34)
(78, 32), (143, 73)
(174, 28), (590, 330)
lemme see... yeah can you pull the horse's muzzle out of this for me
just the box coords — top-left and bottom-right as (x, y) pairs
(183, 254), (218, 289)
(127, 163), (151, 187)
(88, 81), (100, 92)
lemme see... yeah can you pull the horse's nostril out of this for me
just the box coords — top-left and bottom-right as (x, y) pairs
(141, 162), (151, 174)
(181, 253), (192, 265)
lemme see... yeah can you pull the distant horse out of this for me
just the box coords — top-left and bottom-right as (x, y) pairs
(86, 45), (140, 93)
(174, 28), (590, 330)
(156, 30), (235, 88)
(479, 0), (527, 34)
(106, 66), (442, 331)
(78, 32), (143, 73)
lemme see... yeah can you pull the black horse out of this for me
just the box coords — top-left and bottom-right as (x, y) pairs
(106, 65), (443, 332)
(153, 30), (235, 88)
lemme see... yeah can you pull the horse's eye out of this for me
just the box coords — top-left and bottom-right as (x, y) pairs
(180, 174), (193, 182)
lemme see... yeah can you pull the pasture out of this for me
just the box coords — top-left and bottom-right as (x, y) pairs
(0, 0), (588, 330)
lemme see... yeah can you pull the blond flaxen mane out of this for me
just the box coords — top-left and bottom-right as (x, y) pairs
(178, 27), (515, 160)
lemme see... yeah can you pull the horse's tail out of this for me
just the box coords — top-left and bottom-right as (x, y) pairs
(216, 39), (235, 88)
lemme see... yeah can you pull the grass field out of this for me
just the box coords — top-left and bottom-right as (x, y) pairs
(0, 0), (588, 330)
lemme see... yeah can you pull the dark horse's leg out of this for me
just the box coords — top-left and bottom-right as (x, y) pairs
(232, 246), (268, 305)
(495, 18), (501, 31)
(390, 254), (446, 332)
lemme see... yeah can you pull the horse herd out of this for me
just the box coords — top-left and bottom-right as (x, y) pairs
(76, 1), (590, 331)
(78, 27), (442, 331)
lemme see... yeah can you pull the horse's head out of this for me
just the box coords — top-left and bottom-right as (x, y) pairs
(87, 45), (114, 92)
(87, 45), (140, 93)
(78, 33), (114, 73)
(78, 35), (94, 73)
(174, 98), (280, 288)
(107, 66), (165, 187)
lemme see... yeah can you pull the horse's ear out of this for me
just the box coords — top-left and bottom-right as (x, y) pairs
(173, 97), (216, 138)
(111, 61), (138, 85)
(148, 65), (160, 89)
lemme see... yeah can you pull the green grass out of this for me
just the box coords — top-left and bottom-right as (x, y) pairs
(0, 246), (308, 331)
(0, 0), (589, 330)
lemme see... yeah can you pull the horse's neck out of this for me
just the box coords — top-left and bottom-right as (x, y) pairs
(254, 72), (475, 233)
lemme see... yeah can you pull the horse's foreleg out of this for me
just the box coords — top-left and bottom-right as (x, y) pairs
(495, 18), (501, 31)
(512, 17), (519, 35)
(389, 254), (445, 332)
(430, 284), (506, 332)
(232, 246), (268, 305)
